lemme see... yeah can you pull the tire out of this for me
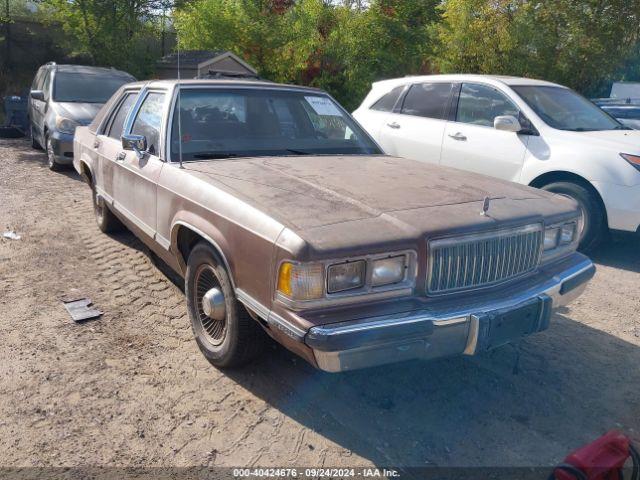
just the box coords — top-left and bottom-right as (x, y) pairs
(185, 242), (265, 368)
(541, 181), (606, 252)
(45, 135), (62, 171)
(92, 184), (124, 233)
(30, 124), (42, 149)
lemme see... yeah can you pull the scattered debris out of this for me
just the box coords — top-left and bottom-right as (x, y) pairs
(62, 297), (103, 322)
(2, 231), (21, 240)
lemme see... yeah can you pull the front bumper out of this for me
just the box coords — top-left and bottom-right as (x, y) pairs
(49, 131), (75, 165)
(304, 253), (595, 372)
(592, 181), (640, 233)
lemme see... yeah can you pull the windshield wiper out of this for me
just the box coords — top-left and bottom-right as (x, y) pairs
(192, 152), (239, 160)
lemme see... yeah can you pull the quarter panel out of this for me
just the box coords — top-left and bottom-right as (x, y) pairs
(158, 164), (285, 310)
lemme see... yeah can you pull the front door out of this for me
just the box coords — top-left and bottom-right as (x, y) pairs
(377, 82), (453, 165)
(440, 83), (529, 182)
(113, 90), (167, 241)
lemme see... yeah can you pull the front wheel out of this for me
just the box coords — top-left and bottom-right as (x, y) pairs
(185, 242), (265, 368)
(541, 181), (606, 252)
(30, 123), (42, 150)
(46, 136), (62, 171)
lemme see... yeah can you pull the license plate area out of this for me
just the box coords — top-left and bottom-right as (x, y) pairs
(474, 296), (551, 352)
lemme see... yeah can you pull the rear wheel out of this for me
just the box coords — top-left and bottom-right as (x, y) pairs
(185, 242), (265, 368)
(541, 181), (606, 252)
(92, 185), (124, 233)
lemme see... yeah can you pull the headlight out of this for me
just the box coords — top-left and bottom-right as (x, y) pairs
(621, 153), (640, 172)
(543, 220), (578, 255)
(277, 262), (324, 300)
(327, 260), (366, 293)
(560, 222), (576, 244)
(372, 255), (406, 287)
(543, 227), (560, 250)
(56, 116), (79, 134)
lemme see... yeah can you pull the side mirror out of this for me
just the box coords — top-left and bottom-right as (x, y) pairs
(30, 90), (45, 101)
(122, 134), (147, 159)
(494, 115), (522, 133)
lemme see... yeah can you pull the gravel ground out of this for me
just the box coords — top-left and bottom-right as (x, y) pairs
(1, 138), (639, 473)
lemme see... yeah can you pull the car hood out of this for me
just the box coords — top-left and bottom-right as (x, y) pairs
(54, 102), (104, 124)
(185, 155), (577, 249)
(572, 129), (640, 152)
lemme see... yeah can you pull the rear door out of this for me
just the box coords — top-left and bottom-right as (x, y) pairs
(353, 85), (405, 150)
(113, 90), (167, 241)
(378, 82), (453, 164)
(95, 90), (140, 202)
(30, 69), (50, 143)
(440, 82), (528, 182)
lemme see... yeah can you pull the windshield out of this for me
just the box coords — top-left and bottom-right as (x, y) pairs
(53, 72), (132, 103)
(170, 88), (381, 161)
(512, 85), (624, 131)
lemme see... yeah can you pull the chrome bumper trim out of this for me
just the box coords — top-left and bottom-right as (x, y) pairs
(306, 253), (595, 372)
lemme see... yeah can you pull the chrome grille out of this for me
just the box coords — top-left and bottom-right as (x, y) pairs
(427, 224), (543, 294)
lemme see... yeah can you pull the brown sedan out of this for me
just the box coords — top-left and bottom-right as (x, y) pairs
(73, 79), (595, 372)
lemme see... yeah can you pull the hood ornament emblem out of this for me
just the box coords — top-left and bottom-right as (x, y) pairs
(481, 196), (490, 216)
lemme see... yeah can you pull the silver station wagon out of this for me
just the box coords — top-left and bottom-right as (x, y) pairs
(73, 79), (595, 372)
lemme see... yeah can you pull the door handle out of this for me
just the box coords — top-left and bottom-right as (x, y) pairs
(93, 139), (101, 149)
(115, 152), (126, 162)
(448, 132), (467, 141)
(387, 122), (401, 129)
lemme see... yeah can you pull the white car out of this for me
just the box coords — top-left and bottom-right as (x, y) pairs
(353, 74), (640, 250)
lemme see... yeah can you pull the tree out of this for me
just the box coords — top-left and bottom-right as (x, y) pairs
(434, 0), (640, 96)
(174, 0), (439, 108)
(40, 0), (179, 77)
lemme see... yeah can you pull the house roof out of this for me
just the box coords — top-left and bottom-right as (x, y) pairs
(157, 50), (226, 68)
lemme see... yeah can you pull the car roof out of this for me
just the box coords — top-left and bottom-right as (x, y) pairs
(44, 63), (134, 79)
(373, 74), (566, 89)
(137, 78), (325, 93)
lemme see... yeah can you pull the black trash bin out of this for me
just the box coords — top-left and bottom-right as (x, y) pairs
(0, 95), (28, 138)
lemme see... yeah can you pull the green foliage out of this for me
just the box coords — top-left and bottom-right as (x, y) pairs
(434, 0), (640, 97)
(30, 0), (640, 106)
(39, 0), (170, 78)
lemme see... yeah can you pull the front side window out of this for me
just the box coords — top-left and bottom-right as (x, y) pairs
(53, 72), (132, 103)
(400, 83), (453, 119)
(107, 92), (139, 140)
(512, 85), (624, 131)
(170, 89), (380, 162)
(131, 92), (166, 156)
(370, 86), (404, 112)
(456, 83), (520, 127)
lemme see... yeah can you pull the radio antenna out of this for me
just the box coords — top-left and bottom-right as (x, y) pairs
(176, 42), (184, 169)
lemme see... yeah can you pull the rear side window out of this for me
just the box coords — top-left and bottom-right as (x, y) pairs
(42, 72), (52, 100)
(107, 92), (138, 140)
(456, 83), (519, 127)
(370, 86), (404, 112)
(131, 92), (166, 156)
(32, 68), (45, 90)
(401, 83), (453, 119)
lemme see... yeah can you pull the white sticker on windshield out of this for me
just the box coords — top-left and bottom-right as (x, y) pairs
(305, 96), (342, 116)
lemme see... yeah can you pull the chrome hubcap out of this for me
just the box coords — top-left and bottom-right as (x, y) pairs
(94, 190), (104, 221)
(202, 287), (225, 321)
(194, 265), (227, 345)
(46, 140), (54, 167)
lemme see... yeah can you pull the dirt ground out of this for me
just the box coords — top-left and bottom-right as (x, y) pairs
(1, 138), (639, 473)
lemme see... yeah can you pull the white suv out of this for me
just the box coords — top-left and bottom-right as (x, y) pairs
(353, 74), (640, 250)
